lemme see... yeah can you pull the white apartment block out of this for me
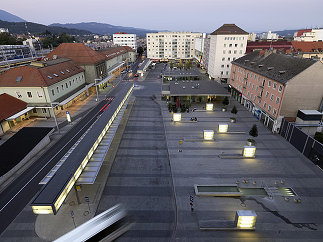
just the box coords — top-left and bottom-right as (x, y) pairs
(260, 31), (278, 40)
(294, 29), (323, 42)
(146, 32), (202, 60)
(194, 33), (207, 62)
(207, 24), (248, 81)
(113, 33), (137, 50)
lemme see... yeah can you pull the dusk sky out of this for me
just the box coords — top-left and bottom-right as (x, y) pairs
(2, 0), (323, 33)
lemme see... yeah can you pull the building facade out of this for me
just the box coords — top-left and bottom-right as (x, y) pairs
(260, 31), (279, 40)
(229, 51), (323, 132)
(294, 29), (323, 42)
(146, 32), (202, 60)
(113, 33), (137, 50)
(194, 33), (207, 63)
(207, 24), (248, 82)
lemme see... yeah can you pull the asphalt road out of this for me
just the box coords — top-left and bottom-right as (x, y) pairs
(0, 82), (128, 235)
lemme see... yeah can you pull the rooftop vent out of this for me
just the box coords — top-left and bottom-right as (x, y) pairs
(53, 73), (59, 77)
(250, 61), (255, 65)
(66, 69), (70, 73)
(279, 70), (286, 74)
(183, 86), (186, 89)
(47, 75), (53, 79)
(16, 76), (22, 82)
(60, 71), (65, 74)
(258, 64), (263, 68)
(267, 67), (274, 71)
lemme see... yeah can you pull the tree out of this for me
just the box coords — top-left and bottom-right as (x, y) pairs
(231, 105), (238, 115)
(178, 60), (183, 69)
(0, 32), (22, 45)
(170, 62), (174, 69)
(185, 60), (192, 69)
(222, 96), (229, 106)
(249, 124), (258, 138)
(137, 46), (144, 55)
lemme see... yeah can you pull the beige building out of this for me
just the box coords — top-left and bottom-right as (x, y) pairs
(0, 58), (88, 118)
(146, 32), (202, 60)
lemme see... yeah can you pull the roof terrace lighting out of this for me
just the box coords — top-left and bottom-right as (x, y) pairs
(218, 123), (228, 133)
(173, 113), (181, 122)
(204, 130), (214, 141)
(235, 210), (257, 230)
(243, 146), (256, 158)
(206, 103), (213, 111)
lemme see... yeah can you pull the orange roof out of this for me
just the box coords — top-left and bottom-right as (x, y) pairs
(0, 93), (27, 121)
(295, 29), (312, 37)
(99, 46), (135, 61)
(292, 41), (323, 52)
(0, 59), (84, 87)
(46, 43), (106, 65)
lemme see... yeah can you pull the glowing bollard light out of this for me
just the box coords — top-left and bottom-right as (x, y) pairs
(235, 210), (257, 230)
(206, 103), (214, 111)
(243, 146), (256, 158)
(218, 123), (229, 133)
(173, 113), (181, 122)
(204, 130), (214, 140)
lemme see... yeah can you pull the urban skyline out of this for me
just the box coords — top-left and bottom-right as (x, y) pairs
(1, 0), (323, 33)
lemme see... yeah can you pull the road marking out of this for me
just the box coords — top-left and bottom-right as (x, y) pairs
(0, 101), (107, 213)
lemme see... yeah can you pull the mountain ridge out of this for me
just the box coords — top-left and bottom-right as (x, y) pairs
(0, 9), (25, 22)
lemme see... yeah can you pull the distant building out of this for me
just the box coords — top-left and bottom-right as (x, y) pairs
(246, 41), (292, 54)
(294, 29), (323, 42)
(207, 24), (248, 82)
(260, 31), (279, 40)
(292, 41), (323, 61)
(0, 28), (9, 33)
(146, 32), (202, 60)
(201, 36), (210, 70)
(248, 33), (256, 41)
(194, 33), (207, 63)
(113, 33), (137, 50)
(229, 51), (323, 132)
(23, 38), (41, 51)
(0, 58), (88, 118)
(0, 45), (33, 62)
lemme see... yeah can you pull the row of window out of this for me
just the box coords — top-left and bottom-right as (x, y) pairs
(224, 43), (244, 48)
(223, 50), (243, 54)
(222, 57), (236, 61)
(16, 91), (42, 99)
(224, 36), (245, 40)
(51, 75), (83, 96)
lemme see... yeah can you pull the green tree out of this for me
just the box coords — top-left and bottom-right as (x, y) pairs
(222, 96), (229, 106)
(170, 61), (174, 69)
(249, 124), (258, 138)
(0, 33), (22, 45)
(185, 60), (192, 69)
(178, 60), (183, 69)
(137, 46), (144, 55)
(231, 105), (238, 115)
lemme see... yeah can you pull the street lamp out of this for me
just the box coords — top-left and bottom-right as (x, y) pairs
(50, 102), (60, 134)
(94, 78), (101, 102)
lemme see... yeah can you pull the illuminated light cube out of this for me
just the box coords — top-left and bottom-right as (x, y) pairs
(203, 130), (214, 140)
(173, 113), (181, 122)
(206, 103), (214, 111)
(235, 210), (257, 230)
(218, 123), (229, 133)
(243, 146), (256, 158)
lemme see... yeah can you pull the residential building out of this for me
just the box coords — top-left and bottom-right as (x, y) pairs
(294, 28), (323, 42)
(0, 58), (88, 118)
(0, 93), (28, 135)
(292, 41), (323, 61)
(246, 41), (292, 54)
(113, 33), (137, 50)
(201, 36), (210, 70)
(248, 33), (256, 41)
(229, 51), (323, 132)
(0, 28), (9, 33)
(260, 31), (279, 40)
(46, 43), (107, 84)
(146, 32), (202, 60)
(0, 45), (33, 62)
(207, 24), (248, 82)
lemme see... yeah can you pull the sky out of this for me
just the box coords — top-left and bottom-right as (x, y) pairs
(1, 0), (323, 33)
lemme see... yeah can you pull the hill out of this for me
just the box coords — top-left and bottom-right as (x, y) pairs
(0, 9), (25, 22)
(50, 22), (159, 36)
(274, 29), (297, 37)
(0, 20), (92, 35)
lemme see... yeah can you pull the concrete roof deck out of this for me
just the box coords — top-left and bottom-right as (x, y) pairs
(169, 80), (229, 96)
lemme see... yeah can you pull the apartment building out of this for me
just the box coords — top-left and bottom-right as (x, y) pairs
(292, 41), (323, 61)
(207, 24), (248, 82)
(229, 51), (323, 132)
(146, 32), (202, 60)
(194, 33), (207, 62)
(0, 58), (88, 118)
(113, 33), (137, 50)
(294, 29), (323, 42)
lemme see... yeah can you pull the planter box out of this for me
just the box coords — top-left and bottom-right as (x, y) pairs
(230, 118), (236, 123)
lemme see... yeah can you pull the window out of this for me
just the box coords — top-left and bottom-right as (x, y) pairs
(69, 81), (71, 86)
(221, 64), (224, 68)
(223, 50), (226, 54)
(62, 85), (64, 90)
(228, 50), (232, 54)
(254, 96), (256, 101)
(57, 87), (59, 93)
(16, 91), (22, 98)
(273, 109), (277, 115)
(265, 91), (269, 98)
(247, 91), (249, 96)
(268, 105), (272, 112)
(222, 57), (225, 61)
(42, 108), (47, 113)
(239, 50), (242, 54)
(235, 44), (238, 47)
(252, 84), (255, 89)
(264, 102), (267, 108)
(226, 71), (229, 75)
(276, 97), (280, 104)
(229, 44), (232, 47)
(241, 43), (243, 47)
(251, 93), (253, 99)
(273, 83), (277, 89)
(228, 57), (231, 61)
(224, 44), (226, 47)
(234, 50), (237, 54)
(65, 83), (68, 88)
(27, 92), (32, 98)
(270, 94), (274, 101)
(33, 109), (37, 114)
(52, 89), (55, 96)
(220, 71), (223, 75)
(279, 85), (283, 92)
(37, 91), (43, 98)
(227, 65), (229, 68)
(268, 80), (271, 87)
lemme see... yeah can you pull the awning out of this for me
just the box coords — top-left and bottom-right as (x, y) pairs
(59, 83), (94, 106)
(107, 62), (125, 74)
(6, 107), (34, 120)
(96, 75), (114, 86)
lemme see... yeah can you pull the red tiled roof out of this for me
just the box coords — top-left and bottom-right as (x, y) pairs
(291, 41), (323, 52)
(46, 43), (106, 65)
(98, 46), (135, 61)
(0, 93), (27, 121)
(296, 29), (312, 37)
(0, 59), (84, 87)
(211, 24), (248, 35)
